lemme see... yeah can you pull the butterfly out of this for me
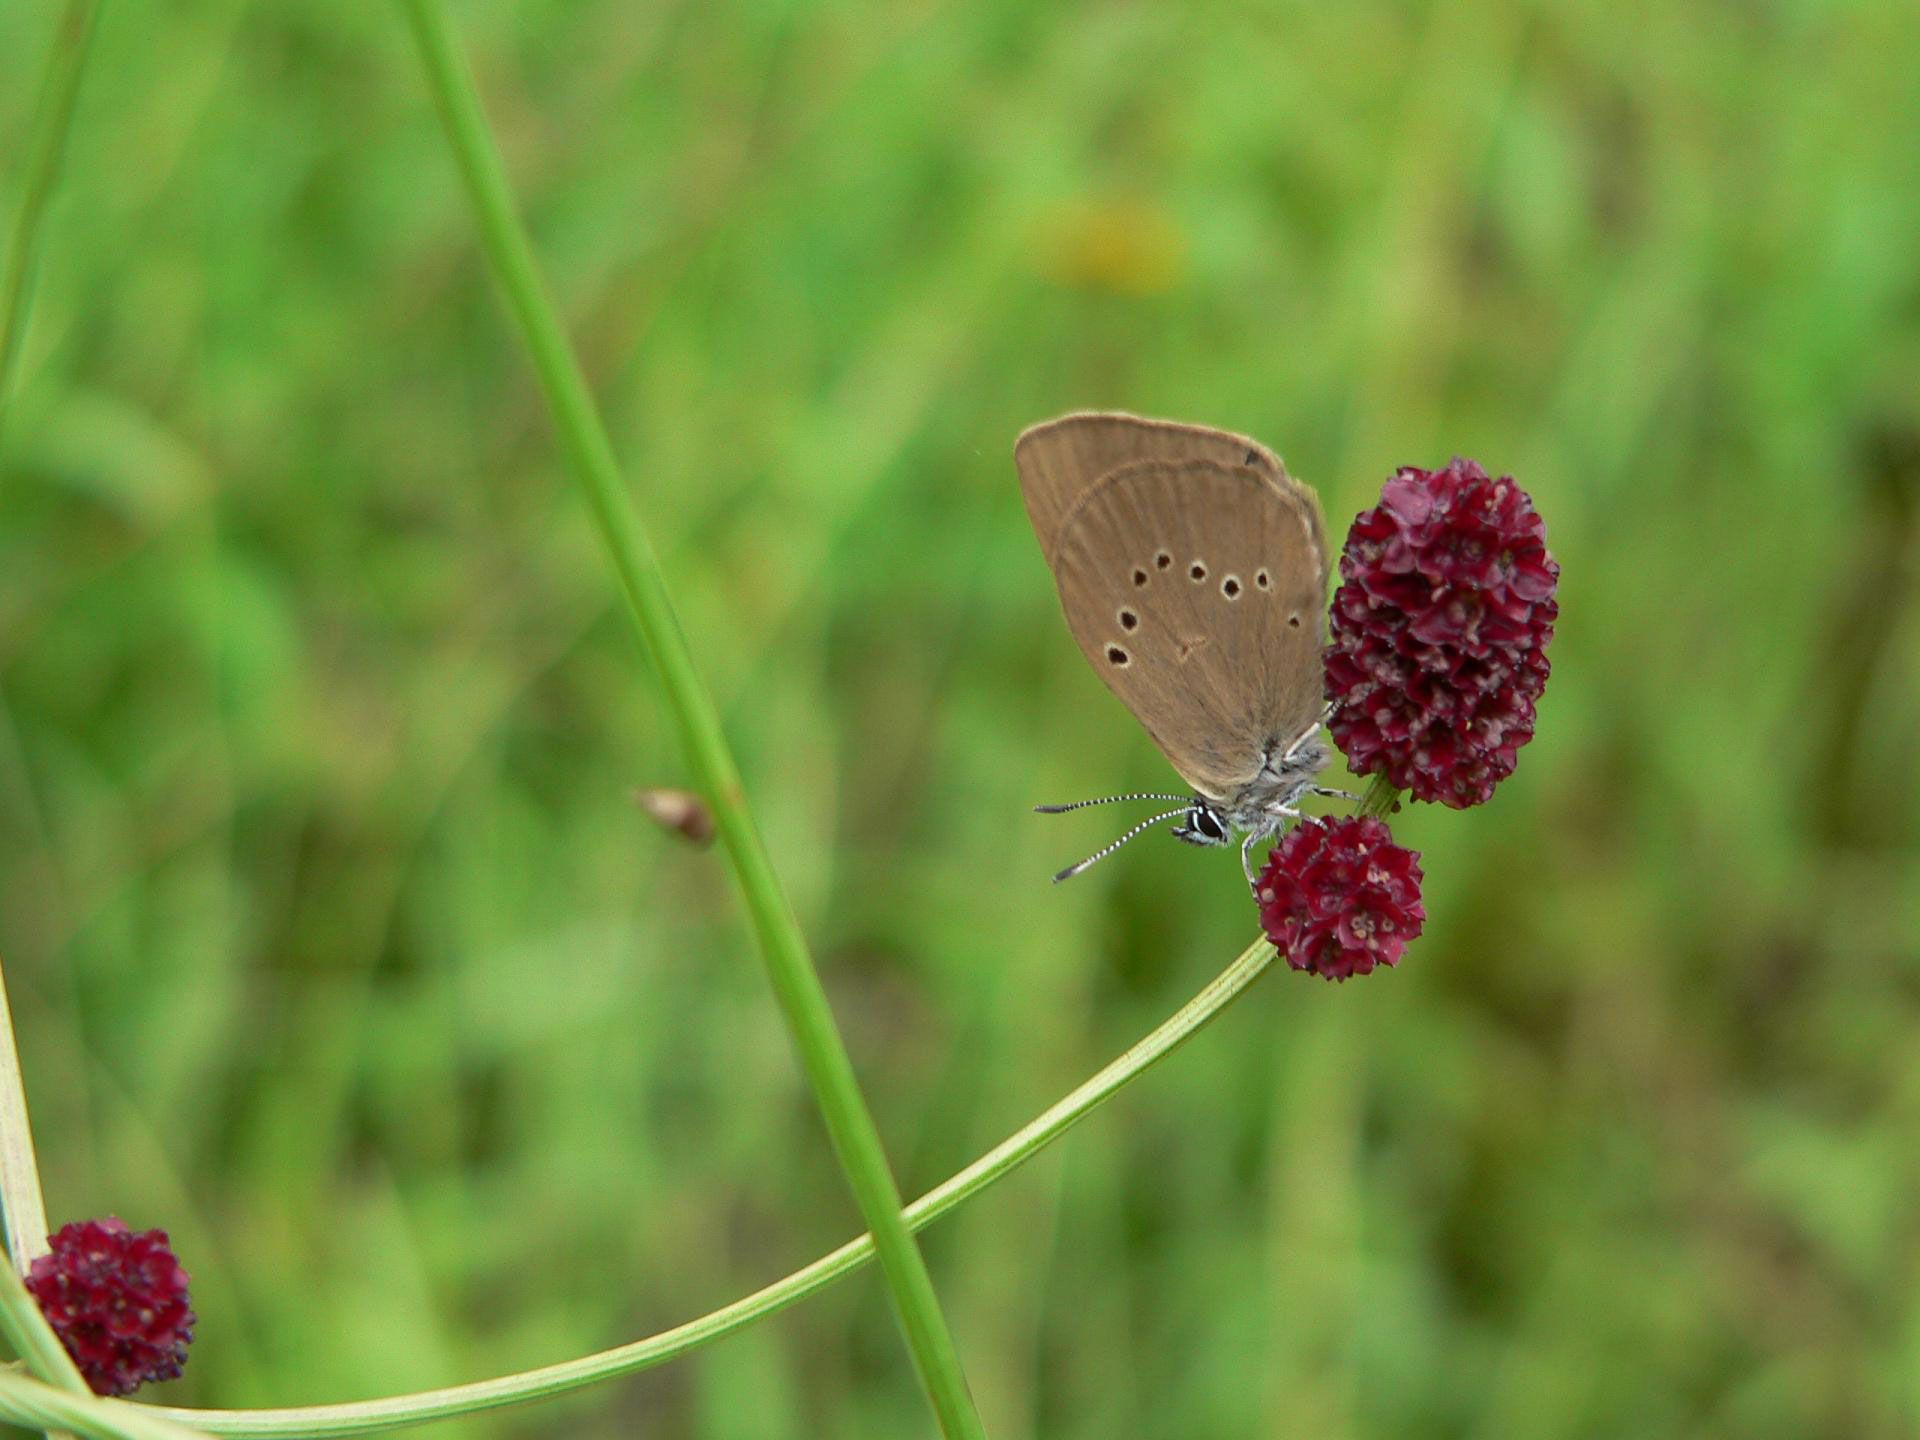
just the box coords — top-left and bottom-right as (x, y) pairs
(1015, 412), (1347, 884)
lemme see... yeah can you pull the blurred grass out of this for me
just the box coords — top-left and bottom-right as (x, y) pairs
(2, 1), (1918, 1437)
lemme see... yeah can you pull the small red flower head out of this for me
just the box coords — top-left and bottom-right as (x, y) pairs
(1256, 816), (1424, 980)
(26, 1217), (195, 1397)
(1324, 459), (1559, 807)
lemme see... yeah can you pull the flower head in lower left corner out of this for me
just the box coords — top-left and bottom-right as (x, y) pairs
(26, 1217), (195, 1397)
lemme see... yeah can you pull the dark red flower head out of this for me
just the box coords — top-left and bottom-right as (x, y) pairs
(1256, 816), (1424, 980)
(1324, 458), (1559, 807)
(26, 1217), (195, 1397)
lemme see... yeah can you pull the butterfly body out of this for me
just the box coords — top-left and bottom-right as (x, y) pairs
(1179, 726), (1331, 841)
(1016, 412), (1336, 884)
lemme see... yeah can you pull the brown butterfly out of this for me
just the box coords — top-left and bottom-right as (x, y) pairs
(1015, 412), (1347, 884)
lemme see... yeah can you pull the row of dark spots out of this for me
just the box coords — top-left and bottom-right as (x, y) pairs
(1109, 556), (1290, 667)
(1132, 551), (1275, 593)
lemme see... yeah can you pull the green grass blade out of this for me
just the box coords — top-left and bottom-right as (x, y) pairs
(0, 0), (100, 450)
(392, 3), (982, 1432)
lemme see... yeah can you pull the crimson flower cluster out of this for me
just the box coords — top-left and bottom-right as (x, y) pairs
(1257, 457), (1556, 979)
(1256, 817), (1424, 980)
(26, 1217), (195, 1397)
(1324, 458), (1559, 808)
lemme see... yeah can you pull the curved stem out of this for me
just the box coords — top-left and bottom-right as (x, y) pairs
(0, 1370), (211, 1440)
(149, 937), (1277, 1437)
(393, 4), (979, 1431)
(0, 0), (101, 450)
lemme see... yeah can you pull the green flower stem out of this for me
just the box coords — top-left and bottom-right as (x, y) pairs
(0, 0), (101, 449)
(0, 960), (92, 1421)
(0, 1369), (211, 1440)
(1357, 774), (1403, 821)
(394, 3), (980, 1432)
(151, 936), (1277, 1438)
(0, 960), (59, 1275)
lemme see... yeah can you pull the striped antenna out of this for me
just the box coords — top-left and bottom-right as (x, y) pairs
(1050, 807), (1191, 883)
(1034, 792), (1190, 814)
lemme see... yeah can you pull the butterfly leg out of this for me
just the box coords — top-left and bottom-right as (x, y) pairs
(1308, 786), (1360, 802)
(1240, 829), (1263, 890)
(1239, 813), (1293, 890)
(1279, 711), (1331, 763)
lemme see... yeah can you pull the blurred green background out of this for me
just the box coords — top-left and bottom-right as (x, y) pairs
(4, 0), (1919, 1435)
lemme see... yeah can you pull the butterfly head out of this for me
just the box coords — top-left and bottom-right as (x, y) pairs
(1170, 800), (1231, 849)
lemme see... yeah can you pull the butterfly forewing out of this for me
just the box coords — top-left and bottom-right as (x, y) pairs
(1014, 411), (1288, 559)
(1015, 414), (1328, 801)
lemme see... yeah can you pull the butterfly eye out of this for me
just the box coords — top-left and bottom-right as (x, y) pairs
(1193, 809), (1224, 840)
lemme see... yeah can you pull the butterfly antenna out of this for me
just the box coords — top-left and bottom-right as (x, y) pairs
(1051, 807), (1191, 883)
(1034, 791), (1190, 814)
